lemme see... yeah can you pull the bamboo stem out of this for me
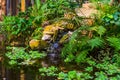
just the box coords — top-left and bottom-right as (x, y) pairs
(21, 0), (25, 12)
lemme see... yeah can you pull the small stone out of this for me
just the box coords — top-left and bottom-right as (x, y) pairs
(42, 34), (51, 41)
(29, 39), (39, 49)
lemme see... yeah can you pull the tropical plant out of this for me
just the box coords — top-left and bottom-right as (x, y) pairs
(2, 16), (16, 41)
(32, 0), (81, 26)
(2, 10), (34, 42)
(45, 0), (73, 19)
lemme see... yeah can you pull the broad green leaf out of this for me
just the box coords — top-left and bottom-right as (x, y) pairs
(68, 71), (77, 79)
(107, 14), (113, 19)
(58, 72), (67, 79)
(95, 71), (108, 80)
(85, 67), (93, 72)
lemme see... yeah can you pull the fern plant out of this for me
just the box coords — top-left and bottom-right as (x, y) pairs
(62, 26), (89, 63)
(88, 37), (104, 49)
(62, 25), (105, 64)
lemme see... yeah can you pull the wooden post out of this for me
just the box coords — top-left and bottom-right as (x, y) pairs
(21, 0), (25, 12)
(20, 70), (25, 80)
(26, 0), (32, 8)
(0, 0), (6, 20)
(11, 0), (17, 15)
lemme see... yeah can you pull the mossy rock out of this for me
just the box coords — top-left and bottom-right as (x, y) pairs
(29, 39), (48, 50)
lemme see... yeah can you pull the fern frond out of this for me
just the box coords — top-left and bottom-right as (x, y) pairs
(107, 37), (120, 51)
(35, 0), (41, 9)
(61, 26), (87, 57)
(88, 37), (104, 49)
(97, 26), (106, 37)
(90, 26), (106, 37)
(75, 50), (89, 64)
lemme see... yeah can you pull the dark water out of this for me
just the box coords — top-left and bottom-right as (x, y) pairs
(47, 42), (61, 66)
(0, 31), (68, 80)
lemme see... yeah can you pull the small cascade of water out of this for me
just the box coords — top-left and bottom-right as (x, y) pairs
(44, 29), (72, 66)
(47, 42), (61, 66)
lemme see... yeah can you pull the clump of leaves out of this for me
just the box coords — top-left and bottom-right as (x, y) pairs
(103, 11), (120, 26)
(39, 66), (58, 77)
(102, 11), (120, 35)
(89, 57), (120, 80)
(58, 71), (82, 80)
(5, 47), (46, 68)
(2, 10), (34, 41)
(45, 0), (69, 19)
(2, 16), (16, 40)
(32, 0), (81, 25)
(12, 11), (34, 35)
